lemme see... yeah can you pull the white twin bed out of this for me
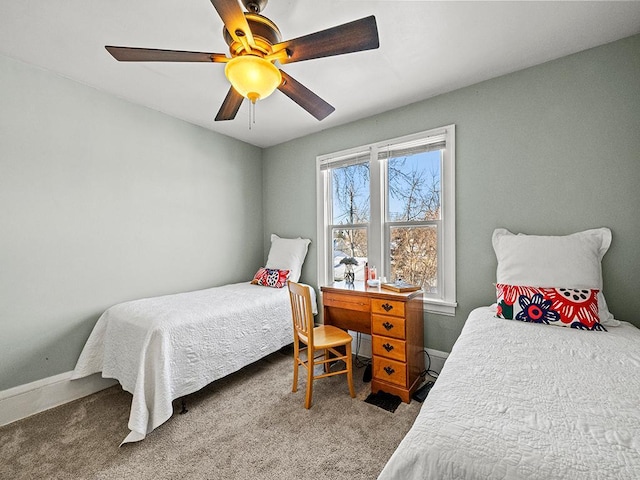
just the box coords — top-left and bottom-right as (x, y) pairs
(379, 228), (640, 479)
(378, 306), (640, 479)
(72, 235), (314, 444)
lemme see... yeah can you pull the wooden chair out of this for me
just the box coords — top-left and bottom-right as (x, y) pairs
(287, 281), (356, 408)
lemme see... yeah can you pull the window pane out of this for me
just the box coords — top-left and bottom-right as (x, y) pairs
(331, 163), (370, 224)
(388, 150), (441, 222)
(332, 228), (368, 282)
(389, 226), (437, 293)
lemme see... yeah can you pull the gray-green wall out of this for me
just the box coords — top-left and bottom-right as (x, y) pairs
(0, 55), (263, 390)
(262, 34), (640, 352)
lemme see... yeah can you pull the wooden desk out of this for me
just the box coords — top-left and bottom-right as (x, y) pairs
(321, 282), (424, 403)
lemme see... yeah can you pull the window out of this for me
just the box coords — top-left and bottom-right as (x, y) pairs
(317, 125), (456, 315)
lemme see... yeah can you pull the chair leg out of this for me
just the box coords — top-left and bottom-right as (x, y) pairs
(292, 343), (299, 393)
(292, 358), (299, 393)
(304, 356), (314, 409)
(346, 342), (356, 398)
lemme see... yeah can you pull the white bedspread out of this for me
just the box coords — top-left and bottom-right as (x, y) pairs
(379, 306), (640, 480)
(72, 282), (315, 444)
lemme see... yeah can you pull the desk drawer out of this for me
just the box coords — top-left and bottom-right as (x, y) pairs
(372, 314), (406, 339)
(372, 335), (406, 362)
(373, 357), (407, 387)
(371, 299), (405, 317)
(323, 293), (370, 312)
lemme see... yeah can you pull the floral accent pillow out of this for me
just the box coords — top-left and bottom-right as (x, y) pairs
(496, 284), (606, 331)
(251, 267), (290, 288)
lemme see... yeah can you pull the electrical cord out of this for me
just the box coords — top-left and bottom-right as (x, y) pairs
(418, 349), (439, 380)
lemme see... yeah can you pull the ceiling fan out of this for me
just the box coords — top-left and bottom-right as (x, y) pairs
(105, 0), (379, 122)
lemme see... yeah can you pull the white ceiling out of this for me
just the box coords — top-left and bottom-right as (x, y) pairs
(1, 1), (639, 148)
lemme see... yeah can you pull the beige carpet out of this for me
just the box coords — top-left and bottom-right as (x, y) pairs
(0, 350), (421, 479)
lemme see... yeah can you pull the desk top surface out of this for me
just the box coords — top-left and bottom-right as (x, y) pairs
(321, 281), (423, 301)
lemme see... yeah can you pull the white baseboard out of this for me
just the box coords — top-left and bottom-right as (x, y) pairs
(348, 331), (449, 374)
(0, 372), (117, 427)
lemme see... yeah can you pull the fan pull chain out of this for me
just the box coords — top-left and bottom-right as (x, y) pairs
(248, 100), (257, 130)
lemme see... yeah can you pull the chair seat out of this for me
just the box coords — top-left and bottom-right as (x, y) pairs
(312, 325), (353, 349)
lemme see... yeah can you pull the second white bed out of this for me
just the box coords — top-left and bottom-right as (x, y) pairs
(378, 306), (640, 480)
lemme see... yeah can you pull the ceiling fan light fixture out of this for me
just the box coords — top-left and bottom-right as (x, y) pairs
(224, 55), (282, 103)
(106, 1), (379, 122)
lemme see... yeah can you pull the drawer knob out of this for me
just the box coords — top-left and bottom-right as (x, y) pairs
(382, 321), (394, 331)
(381, 303), (394, 312)
(383, 343), (394, 352)
(384, 366), (395, 376)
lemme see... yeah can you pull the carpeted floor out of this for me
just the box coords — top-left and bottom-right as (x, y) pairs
(0, 350), (421, 479)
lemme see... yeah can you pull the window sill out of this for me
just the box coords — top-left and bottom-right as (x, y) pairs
(423, 298), (457, 316)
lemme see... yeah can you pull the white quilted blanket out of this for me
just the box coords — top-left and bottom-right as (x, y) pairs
(379, 306), (640, 480)
(72, 282), (315, 445)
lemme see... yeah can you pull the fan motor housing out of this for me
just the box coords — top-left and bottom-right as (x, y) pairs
(224, 13), (282, 57)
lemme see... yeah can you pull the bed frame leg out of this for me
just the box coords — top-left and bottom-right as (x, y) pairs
(180, 397), (188, 414)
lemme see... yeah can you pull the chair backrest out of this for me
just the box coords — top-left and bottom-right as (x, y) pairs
(287, 281), (315, 345)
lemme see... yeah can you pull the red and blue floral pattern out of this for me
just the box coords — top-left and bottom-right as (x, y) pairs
(252, 267), (290, 288)
(496, 284), (606, 331)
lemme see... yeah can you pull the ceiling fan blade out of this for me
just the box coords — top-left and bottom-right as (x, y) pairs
(106, 46), (227, 63)
(275, 15), (379, 64)
(215, 87), (244, 121)
(278, 70), (335, 121)
(209, 0), (255, 47)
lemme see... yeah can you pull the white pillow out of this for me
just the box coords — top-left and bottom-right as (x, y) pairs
(492, 228), (618, 326)
(265, 234), (311, 283)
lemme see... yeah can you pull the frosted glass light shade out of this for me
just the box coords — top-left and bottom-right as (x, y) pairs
(224, 56), (282, 103)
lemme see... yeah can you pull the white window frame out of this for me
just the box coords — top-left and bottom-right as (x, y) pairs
(316, 125), (456, 315)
